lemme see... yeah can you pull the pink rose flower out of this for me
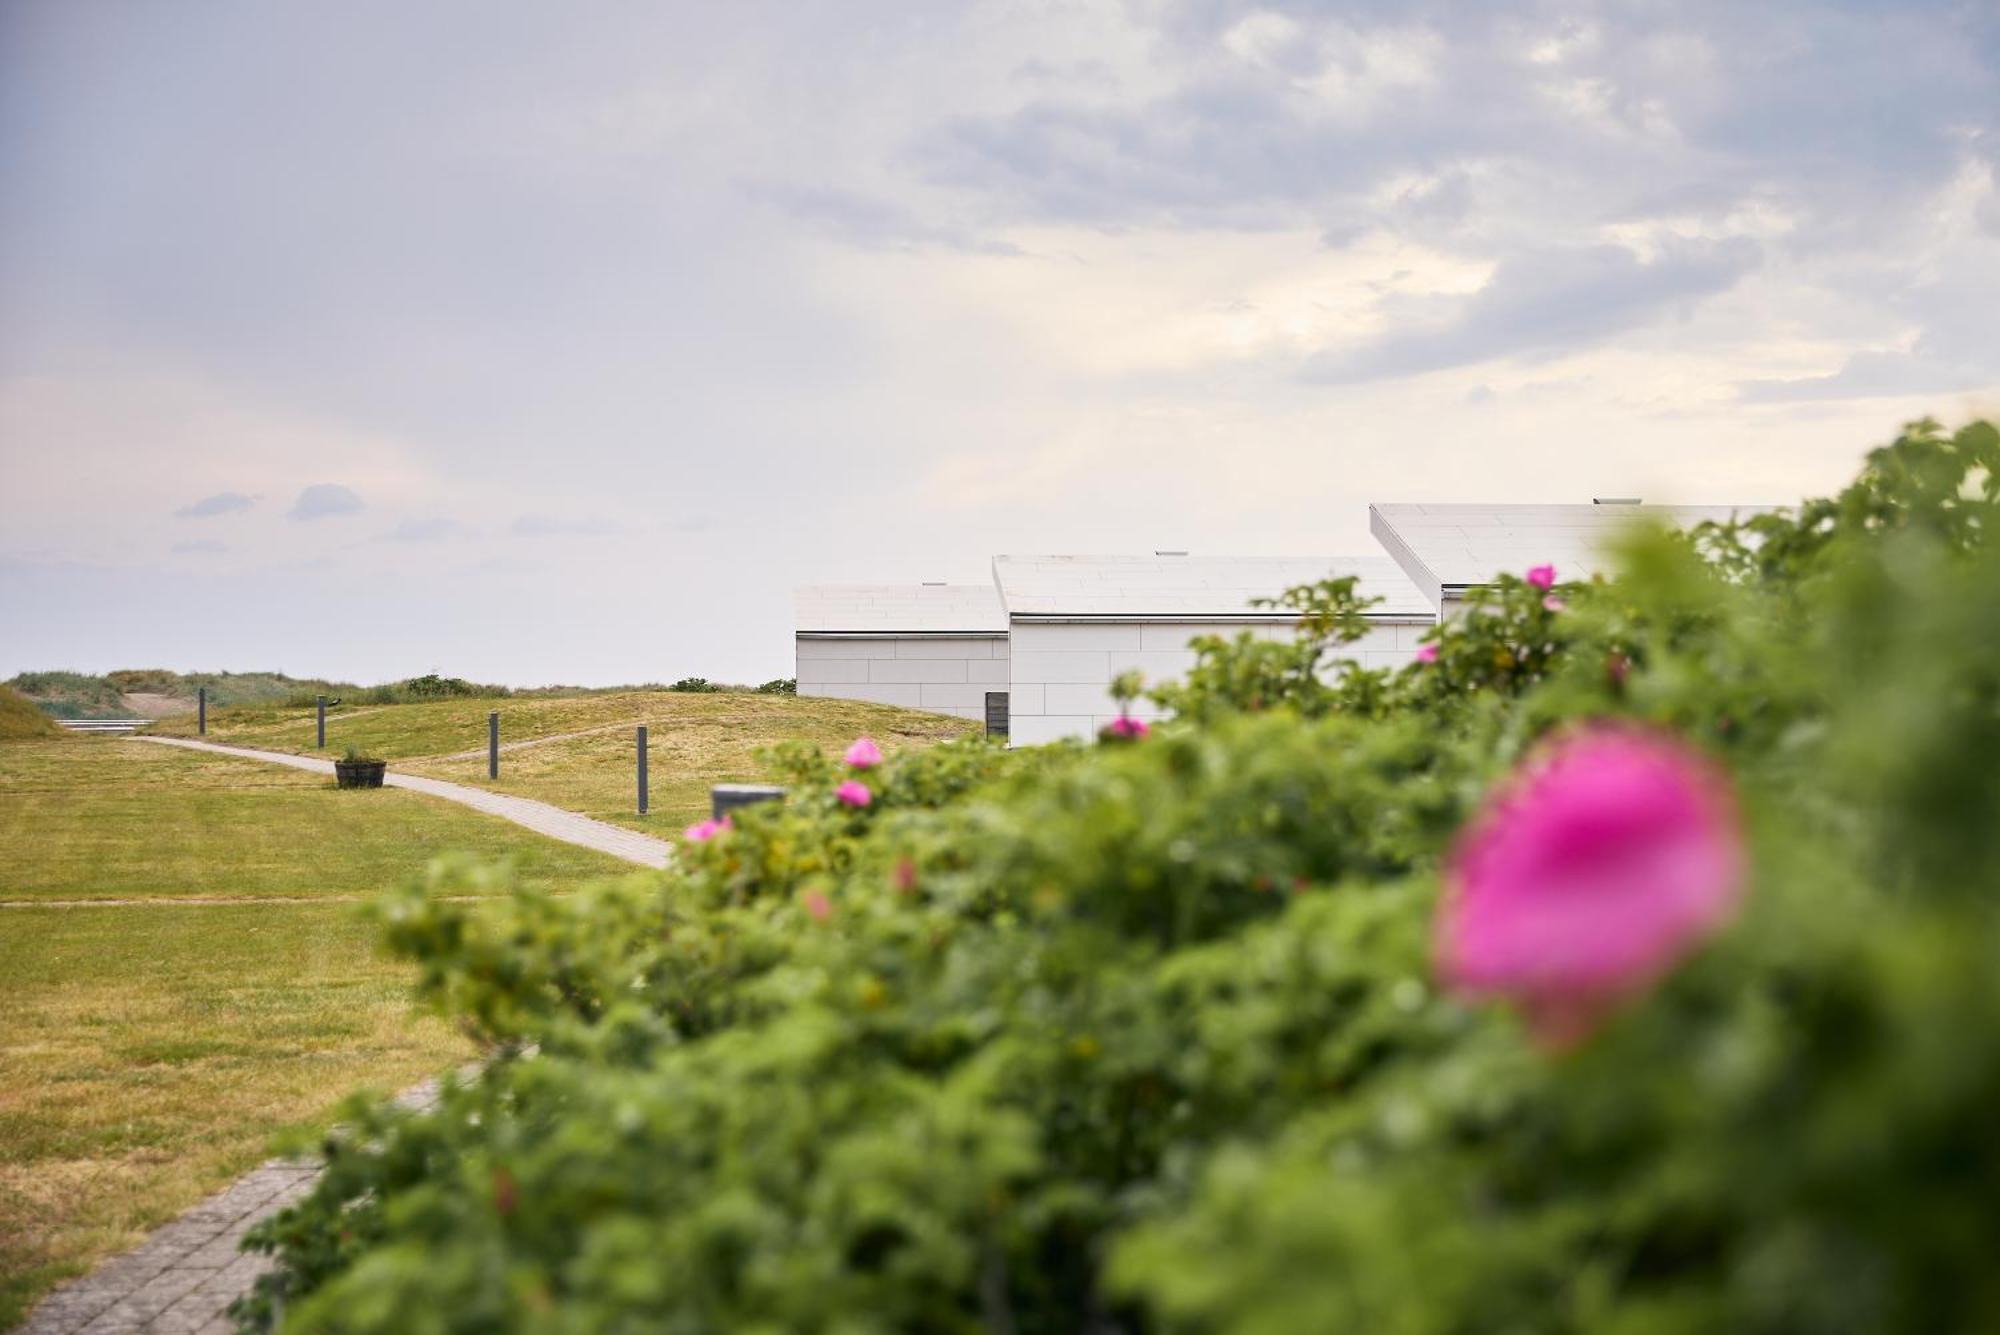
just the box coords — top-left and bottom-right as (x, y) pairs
(801, 888), (832, 921)
(835, 779), (872, 808)
(682, 816), (731, 843)
(1415, 643), (1439, 664)
(1525, 564), (1557, 591)
(1435, 724), (1745, 1047)
(1543, 595), (1566, 613)
(843, 737), (882, 769)
(1101, 714), (1149, 740)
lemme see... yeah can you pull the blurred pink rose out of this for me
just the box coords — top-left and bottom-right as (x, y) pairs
(1415, 643), (1439, 664)
(835, 780), (872, 808)
(1525, 564), (1557, 591)
(1543, 595), (1566, 612)
(1436, 724), (1745, 1046)
(843, 737), (883, 769)
(802, 889), (832, 921)
(682, 816), (731, 842)
(1101, 714), (1149, 740)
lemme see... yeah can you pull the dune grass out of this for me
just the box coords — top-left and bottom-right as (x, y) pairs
(0, 687), (60, 741)
(156, 691), (981, 831)
(0, 738), (637, 1327)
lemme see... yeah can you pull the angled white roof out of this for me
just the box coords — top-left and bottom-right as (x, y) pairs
(991, 554), (1434, 619)
(1370, 502), (1771, 607)
(795, 583), (1007, 635)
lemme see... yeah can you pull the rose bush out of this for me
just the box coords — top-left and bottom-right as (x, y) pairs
(237, 420), (2000, 1334)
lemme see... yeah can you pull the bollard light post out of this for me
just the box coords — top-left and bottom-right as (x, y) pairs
(197, 686), (206, 736)
(636, 725), (649, 815)
(488, 711), (499, 780)
(316, 695), (326, 749)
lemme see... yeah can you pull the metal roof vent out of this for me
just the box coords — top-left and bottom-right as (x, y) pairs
(1593, 497), (1643, 505)
(921, 581), (946, 586)
(1154, 549), (1189, 557)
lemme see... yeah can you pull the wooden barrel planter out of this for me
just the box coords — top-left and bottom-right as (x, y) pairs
(334, 758), (387, 789)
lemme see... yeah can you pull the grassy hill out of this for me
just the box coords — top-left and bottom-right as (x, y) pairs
(154, 690), (982, 830)
(0, 684), (62, 739)
(7, 669), (375, 719)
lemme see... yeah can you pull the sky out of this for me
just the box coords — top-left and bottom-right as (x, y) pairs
(3, 0), (1997, 687)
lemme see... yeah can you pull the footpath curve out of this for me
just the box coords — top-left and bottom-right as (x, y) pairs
(138, 735), (671, 869)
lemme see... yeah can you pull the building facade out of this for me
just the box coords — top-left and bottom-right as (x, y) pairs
(1369, 501), (1769, 614)
(793, 584), (1010, 727)
(992, 554), (1436, 746)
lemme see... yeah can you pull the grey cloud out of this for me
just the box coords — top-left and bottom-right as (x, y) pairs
(171, 539), (227, 555)
(1304, 238), (1761, 384)
(287, 483), (365, 521)
(385, 517), (461, 542)
(173, 491), (253, 519)
(512, 514), (613, 537)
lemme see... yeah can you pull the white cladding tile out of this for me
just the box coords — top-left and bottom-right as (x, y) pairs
(895, 637), (1005, 659)
(992, 553), (1431, 617)
(1009, 683), (1045, 715)
(1139, 624), (1208, 652)
(827, 682), (924, 707)
(869, 658), (969, 684)
(920, 682), (994, 709)
(1009, 623), (1145, 652)
(1011, 650), (1113, 684)
(795, 638), (884, 659)
(1044, 682), (1120, 715)
(966, 658), (1010, 684)
(797, 658), (871, 684)
(795, 583), (1006, 634)
(1011, 714), (1094, 745)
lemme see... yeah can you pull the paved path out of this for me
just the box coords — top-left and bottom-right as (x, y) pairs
(21, 744), (673, 1333)
(138, 736), (672, 869)
(20, 1084), (443, 1335)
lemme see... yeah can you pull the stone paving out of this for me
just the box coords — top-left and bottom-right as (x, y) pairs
(21, 741), (673, 1331)
(138, 735), (673, 868)
(21, 1083), (442, 1334)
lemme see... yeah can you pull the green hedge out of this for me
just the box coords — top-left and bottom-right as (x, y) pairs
(238, 419), (2000, 1333)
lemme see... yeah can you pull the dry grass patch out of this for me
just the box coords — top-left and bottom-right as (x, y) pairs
(0, 738), (626, 903)
(156, 691), (979, 832)
(0, 737), (640, 1326)
(0, 903), (473, 1327)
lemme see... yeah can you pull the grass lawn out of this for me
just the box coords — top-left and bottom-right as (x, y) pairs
(155, 691), (981, 831)
(0, 738), (636, 1328)
(0, 739), (626, 902)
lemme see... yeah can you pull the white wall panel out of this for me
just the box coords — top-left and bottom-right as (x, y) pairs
(1006, 618), (1429, 745)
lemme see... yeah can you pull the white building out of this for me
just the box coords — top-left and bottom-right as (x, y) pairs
(992, 554), (1436, 745)
(1369, 501), (1767, 615)
(793, 583), (1010, 727)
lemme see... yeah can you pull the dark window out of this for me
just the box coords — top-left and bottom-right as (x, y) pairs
(984, 691), (1009, 739)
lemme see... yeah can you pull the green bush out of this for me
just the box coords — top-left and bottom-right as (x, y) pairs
(757, 677), (799, 695)
(237, 420), (2000, 1334)
(669, 676), (723, 693)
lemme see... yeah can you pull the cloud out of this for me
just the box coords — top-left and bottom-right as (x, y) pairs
(1739, 349), (1998, 403)
(384, 517), (461, 542)
(171, 539), (227, 555)
(287, 483), (365, 521)
(173, 491), (254, 519)
(511, 514), (613, 537)
(740, 182), (1021, 256)
(1303, 239), (1761, 384)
